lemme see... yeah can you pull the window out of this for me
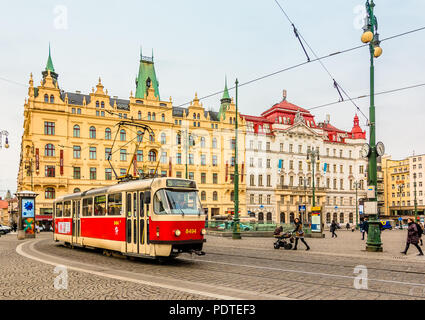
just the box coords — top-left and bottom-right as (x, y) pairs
(138, 111), (142, 120)
(94, 195), (106, 216)
(63, 201), (71, 217)
(176, 133), (181, 145)
(213, 191), (218, 201)
(267, 159), (271, 168)
(250, 194), (254, 204)
(212, 155), (217, 166)
(250, 174), (255, 186)
(105, 148), (112, 160)
(201, 173), (206, 184)
(258, 175), (263, 186)
(200, 137), (206, 148)
(90, 168), (97, 180)
(77, 108), (81, 114)
(137, 150), (143, 162)
(161, 133), (166, 144)
(73, 125), (80, 137)
(176, 171), (182, 178)
(44, 166), (55, 177)
(44, 144), (55, 157)
(149, 150), (157, 162)
(213, 173), (218, 184)
(231, 191), (235, 202)
(149, 132), (155, 142)
(89, 126), (96, 139)
(267, 175), (271, 187)
(201, 154), (206, 166)
(82, 198), (93, 216)
(44, 94), (49, 103)
(120, 129), (126, 141)
(44, 122), (55, 135)
(73, 167), (81, 179)
(148, 112), (151, 120)
(267, 195), (271, 205)
(45, 187), (55, 199)
(177, 153), (182, 164)
(96, 101), (100, 108)
(105, 128), (111, 140)
(120, 149), (127, 161)
(189, 154), (194, 165)
(160, 152), (167, 164)
(89, 147), (97, 160)
(189, 172), (194, 180)
(136, 131), (143, 143)
(152, 113), (156, 121)
(105, 168), (112, 180)
(201, 191), (206, 201)
(108, 193), (122, 215)
(73, 146), (81, 159)
(50, 95), (54, 103)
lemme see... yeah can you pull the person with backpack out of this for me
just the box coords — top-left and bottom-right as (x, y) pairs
(330, 220), (338, 238)
(416, 221), (424, 246)
(401, 218), (424, 256)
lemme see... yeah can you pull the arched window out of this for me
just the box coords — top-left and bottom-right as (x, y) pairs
(120, 129), (126, 141)
(148, 150), (157, 162)
(161, 114), (165, 122)
(267, 212), (272, 223)
(101, 101), (105, 108)
(44, 144), (55, 157)
(213, 191), (218, 201)
(333, 212), (337, 222)
(161, 133), (166, 144)
(149, 132), (155, 142)
(148, 112), (151, 120)
(152, 113), (156, 121)
(201, 191), (206, 201)
(230, 118), (233, 124)
(280, 212), (285, 223)
(197, 113), (200, 119)
(176, 133), (181, 145)
(340, 212), (344, 223)
(73, 188), (81, 193)
(105, 128), (111, 140)
(89, 126), (96, 139)
(50, 95), (54, 103)
(45, 187), (55, 199)
(137, 131), (143, 142)
(44, 94), (49, 102)
(73, 125), (80, 138)
(193, 113), (196, 119)
(327, 213), (331, 224)
(212, 138), (217, 149)
(290, 212), (295, 223)
(200, 137), (206, 148)
(258, 212), (264, 223)
(349, 212), (353, 224)
(96, 101), (99, 108)
(138, 111), (142, 120)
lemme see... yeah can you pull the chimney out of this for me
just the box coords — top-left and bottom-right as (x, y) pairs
(283, 90), (287, 101)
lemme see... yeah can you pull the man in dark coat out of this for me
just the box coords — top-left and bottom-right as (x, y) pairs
(330, 220), (338, 238)
(401, 218), (424, 256)
(362, 217), (369, 240)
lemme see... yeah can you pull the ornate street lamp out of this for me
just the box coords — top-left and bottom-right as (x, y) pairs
(306, 148), (320, 208)
(360, 0), (384, 252)
(232, 78), (241, 240)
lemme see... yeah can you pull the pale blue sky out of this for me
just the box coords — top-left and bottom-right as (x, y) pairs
(0, 0), (424, 196)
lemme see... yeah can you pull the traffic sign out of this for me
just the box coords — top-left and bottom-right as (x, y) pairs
(398, 217), (402, 221)
(299, 205), (306, 211)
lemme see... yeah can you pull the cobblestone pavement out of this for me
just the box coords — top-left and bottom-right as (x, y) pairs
(1, 230), (425, 300)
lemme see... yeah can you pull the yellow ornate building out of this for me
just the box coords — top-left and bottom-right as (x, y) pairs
(17, 48), (246, 223)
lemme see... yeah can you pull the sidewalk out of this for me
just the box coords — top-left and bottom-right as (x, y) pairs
(205, 229), (425, 263)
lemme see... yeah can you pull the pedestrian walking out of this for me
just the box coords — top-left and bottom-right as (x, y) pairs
(401, 218), (424, 256)
(346, 223), (350, 230)
(330, 220), (338, 238)
(362, 218), (369, 240)
(416, 222), (424, 246)
(292, 218), (310, 251)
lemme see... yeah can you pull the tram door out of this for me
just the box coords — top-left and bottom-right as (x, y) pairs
(138, 191), (146, 254)
(72, 200), (80, 245)
(126, 192), (140, 254)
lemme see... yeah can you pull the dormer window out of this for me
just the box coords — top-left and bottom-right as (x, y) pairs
(96, 101), (99, 108)
(50, 95), (54, 103)
(44, 94), (49, 103)
(101, 101), (105, 108)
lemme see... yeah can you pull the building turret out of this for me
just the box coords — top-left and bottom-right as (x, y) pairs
(135, 48), (160, 100)
(42, 44), (59, 86)
(218, 77), (231, 121)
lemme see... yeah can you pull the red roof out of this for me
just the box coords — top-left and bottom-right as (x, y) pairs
(261, 100), (312, 117)
(320, 122), (347, 134)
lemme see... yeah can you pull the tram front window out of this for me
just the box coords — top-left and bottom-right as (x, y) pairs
(153, 189), (202, 215)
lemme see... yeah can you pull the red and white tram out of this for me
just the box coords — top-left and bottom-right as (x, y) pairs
(53, 178), (206, 258)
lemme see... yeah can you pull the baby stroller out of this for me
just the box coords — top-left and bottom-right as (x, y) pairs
(273, 231), (295, 250)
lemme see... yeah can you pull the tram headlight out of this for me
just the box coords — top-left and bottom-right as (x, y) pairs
(174, 229), (181, 237)
(201, 228), (206, 235)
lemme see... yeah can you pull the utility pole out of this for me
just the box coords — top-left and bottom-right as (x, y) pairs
(361, 0), (383, 252)
(232, 78), (241, 240)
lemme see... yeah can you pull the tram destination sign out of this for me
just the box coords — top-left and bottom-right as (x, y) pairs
(167, 179), (196, 188)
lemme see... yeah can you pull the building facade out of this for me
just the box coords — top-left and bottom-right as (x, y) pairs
(382, 154), (425, 220)
(17, 49), (247, 222)
(243, 90), (368, 225)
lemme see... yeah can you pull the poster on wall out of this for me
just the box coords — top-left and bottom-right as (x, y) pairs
(21, 198), (35, 218)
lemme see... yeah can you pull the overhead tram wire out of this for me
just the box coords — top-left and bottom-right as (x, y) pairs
(306, 82), (425, 112)
(274, 0), (368, 121)
(173, 26), (425, 108)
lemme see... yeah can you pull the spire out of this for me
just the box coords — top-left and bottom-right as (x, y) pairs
(45, 43), (55, 73)
(135, 49), (160, 100)
(221, 75), (230, 101)
(218, 76), (231, 121)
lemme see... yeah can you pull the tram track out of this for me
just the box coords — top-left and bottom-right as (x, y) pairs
(203, 246), (425, 276)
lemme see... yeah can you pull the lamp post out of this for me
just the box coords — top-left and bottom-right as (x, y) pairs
(361, 0), (383, 252)
(232, 79), (241, 240)
(354, 181), (360, 228)
(414, 173), (418, 221)
(0, 130), (9, 149)
(306, 148), (320, 208)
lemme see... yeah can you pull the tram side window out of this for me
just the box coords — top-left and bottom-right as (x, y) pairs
(153, 189), (169, 214)
(94, 195), (106, 216)
(55, 203), (63, 217)
(133, 193), (137, 217)
(82, 198), (93, 216)
(107, 193), (122, 216)
(139, 192), (144, 217)
(63, 201), (71, 217)
(126, 193), (132, 217)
